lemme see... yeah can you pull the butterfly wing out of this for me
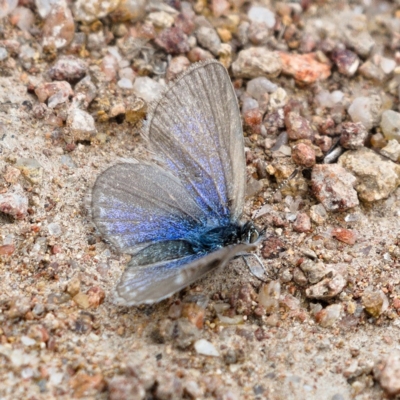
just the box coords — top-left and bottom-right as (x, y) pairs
(113, 242), (256, 306)
(91, 162), (208, 254)
(144, 60), (246, 223)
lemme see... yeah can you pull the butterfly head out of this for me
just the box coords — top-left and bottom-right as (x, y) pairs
(240, 221), (264, 245)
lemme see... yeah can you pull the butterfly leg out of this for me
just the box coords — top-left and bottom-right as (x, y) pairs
(236, 253), (268, 282)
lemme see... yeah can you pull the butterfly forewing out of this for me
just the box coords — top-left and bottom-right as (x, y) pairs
(144, 60), (246, 223)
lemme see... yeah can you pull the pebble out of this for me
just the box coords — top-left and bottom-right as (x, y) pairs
(4, 165), (21, 183)
(118, 78), (133, 89)
(340, 122), (368, 150)
(125, 97), (146, 125)
(243, 108), (262, 135)
(74, 76), (97, 109)
(291, 142), (316, 168)
(331, 48), (359, 77)
(331, 228), (357, 245)
(146, 11), (175, 29)
(231, 47), (282, 79)
(347, 95), (382, 131)
(293, 212), (311, 233)
(0, 47), (7, 61)
(379, 57), (396, 74)
(67, 108), (97, 141)
(315, 304), (342, 327)
(166, 56), (190, 81)
(35, 0), (61, 19)
(380, 110), (400, 142)
(247, 6), (275, 29)
(305, 272), (346, 300)
(187, 47), (214, 62)
(132, 77), (164, 103)
(47, 222), (62, 236)
(315, 90), (344, 108)
(109, 0), (146, 23)
(0, 0), (17, 18)
(246, 77), (277, 102)
(285, 112), (314, 140)
(311, 164), (359, 212)
(155, 27), (190, 55)
(35, 81), (73, 107)
(338, 148), (400, 202)
(359, 60), (386, 83)
(309, 204), (328, 225)
(73, 293), (90, 309)
(10, 7), (35, 31)
(72, 0), (120, 23)
(279, 52), (331, 84)
(362, 290), (388, 318)
(42, 4), (75, 50)
(48, 56), (88, 82)
(87, 286), (106, 308)
(342, 23), (375, 58)
(108, 376), (145, 400)
(269, 88), (288, 110)
(380, 140), (400, 162)
(0, 244), (15, 255)
(258, 281), (280, 313)
(374, 352), (400, 396)
(194, 339), (220, 357)
(300, 260), (326, 284)
(66, 274), (81, 297)
(15, 158), (43, 185)
(195, 26), (221, 56)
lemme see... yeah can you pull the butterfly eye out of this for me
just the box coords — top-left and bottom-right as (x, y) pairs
(250, 229), (259, 243)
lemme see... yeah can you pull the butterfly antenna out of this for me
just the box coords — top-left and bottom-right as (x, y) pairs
(253, 167), (301, 220)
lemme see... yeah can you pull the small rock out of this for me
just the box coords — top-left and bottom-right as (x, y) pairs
(331, 48), (359, 77)
(340, 122), (368, 150)
(67, 108), (97, 141)
(194, 339), (220, 357)
(146, 11), (174, 29)
(155, 374), (183, 400)
(279, 52), (331, 84)
(125, 97), (147, 125)
(300, 260), (327, 284)
(293, 212), (311, 233)
(291, 142), (316, 168)
(166, 56), (190, 81)
(109, 0), (146, 23)
(196, 26), (221, 56)
(0, 0), (17, 18)
(155, 27), (190, 55)
(87, 286), (105, 308)
(309, 204), (327, 225)
(374, 352), (400, 396)
(380, 110), (400, 142)
(247, 6), (275, 28)
(47, 222), (62, 236)
(338, 148), (400, 202)
(10, 6), (35, 31)
(359, 60), (386, 83)
(306, 272), (346, 300)
(42, 4), (75, 50)
(35, 81), (73, 108)
(380, 140), (400, 162)
(285, 112), (314, 140)
(343, 26), (375, 58)
(293, 268), (308, 286)
(258, 281), (280, 313)
(362, 290), (388, 318)
(246, 77), (277, 102)
(4, 165), (21, 184)
(0, 244), (15, 255)
(232, 47), (282, 79)
(315, 304), (342, 327)
(331, 228), (357, 245)
(181, 302), (205, 329)
(132, 77), (164, 103)
(243, 108), (262, 135)
(187, 47), (214, 62)
(261, 235), (286, 259)
(380, 57), (396, 74)
(73, 293), (90, 309)
(48, 56), (88, 82)
(7, 296), (31, 319)
(74, 76), (97, 109)
(66, 274), (81, 297)
(15, 158), (43, 185)
(315, 90), (344, 109)
(108, 376), (145, 400)
(311, 164), (359, 212)
(347, 95), (382, 131)
(73, 0), (119, 23)
(70, 372), (105, 398)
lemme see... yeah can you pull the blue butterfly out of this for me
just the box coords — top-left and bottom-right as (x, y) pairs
(91, 60), (263, 305)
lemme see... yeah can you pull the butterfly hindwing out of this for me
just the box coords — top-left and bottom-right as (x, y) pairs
(114, 242), (256, 306)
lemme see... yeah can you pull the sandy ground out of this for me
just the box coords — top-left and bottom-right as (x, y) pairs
(1, 1), (400, 399)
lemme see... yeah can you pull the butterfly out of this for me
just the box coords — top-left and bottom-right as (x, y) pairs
(91, 60), (264, 306)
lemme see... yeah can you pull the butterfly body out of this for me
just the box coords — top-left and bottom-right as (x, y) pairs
(91, 60), (262, 306)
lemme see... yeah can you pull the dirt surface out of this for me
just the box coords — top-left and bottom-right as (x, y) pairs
(1, 1), (400, 399)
